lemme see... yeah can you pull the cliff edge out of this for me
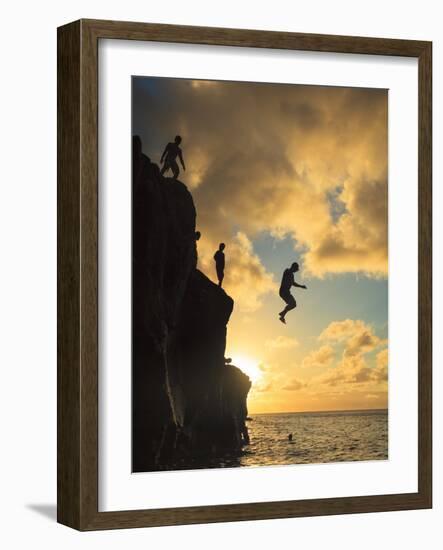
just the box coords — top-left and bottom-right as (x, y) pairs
(132, 136), (251, 471)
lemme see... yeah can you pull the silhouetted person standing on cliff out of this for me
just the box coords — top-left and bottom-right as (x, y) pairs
(160, 135), (186, 179)
(279, 262), (307, 324)
(214, 243), (226, 287)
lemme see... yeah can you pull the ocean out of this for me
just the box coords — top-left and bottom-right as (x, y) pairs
(165, 408), (388, 471)
(240, 408), (388, 468)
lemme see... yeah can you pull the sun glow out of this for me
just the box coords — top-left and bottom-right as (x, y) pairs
(232, 355), (263, 384)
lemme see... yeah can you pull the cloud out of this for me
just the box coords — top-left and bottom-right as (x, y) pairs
(283, 378), (306, 391)
(133, 79), (388, 281)
(304, 178), (388, 277)
(316, 354), (372, 387)
(197, 231), (276, 312)
(319, 319), (386, 357)
(372, 348), (388, 383)
(313, 320), (388, 388)
(345, 329), (383, 357)
(301, 345), (335, 369)
(254, 381), (273, 392)
(266, 335), (299, 350)
(320, 319), (367, 341)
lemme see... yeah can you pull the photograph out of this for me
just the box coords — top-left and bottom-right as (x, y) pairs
(132, 76), (389, 473)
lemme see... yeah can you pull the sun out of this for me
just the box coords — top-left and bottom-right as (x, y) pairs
(231, 355), (263, 384)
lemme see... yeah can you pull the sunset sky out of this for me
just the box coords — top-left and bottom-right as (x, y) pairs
(132, 76), (388, 414)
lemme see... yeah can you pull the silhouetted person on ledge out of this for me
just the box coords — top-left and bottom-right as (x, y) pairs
(214, 243), (226, 287)
(278, 262), (307, 324)
(160, 135), (186, 179)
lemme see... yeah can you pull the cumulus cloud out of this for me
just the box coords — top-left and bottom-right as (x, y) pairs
(316, 350), (387, 388)
(133, 78), (388, 283)
(313, 320), (388, 388)
(304, 178), (388, 277)
(316, 354), (372, 387)
(301, 345), (335, 369)
(319, 319), (386, 357)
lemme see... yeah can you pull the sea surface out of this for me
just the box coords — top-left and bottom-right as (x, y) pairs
(166, 409), (388, 471)
(240, 408), (388, 468)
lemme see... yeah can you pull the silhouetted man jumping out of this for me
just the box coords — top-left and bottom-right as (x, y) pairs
(160, 135), (186, 179)
(214, 243), (226, 287)
(278, 262), (307, 324)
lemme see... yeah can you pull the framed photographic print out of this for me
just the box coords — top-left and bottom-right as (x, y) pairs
(57, 19), (432, 530)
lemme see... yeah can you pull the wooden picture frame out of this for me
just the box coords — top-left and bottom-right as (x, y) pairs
(57, 19), (432, 530)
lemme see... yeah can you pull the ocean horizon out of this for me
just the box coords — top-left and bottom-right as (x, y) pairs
(251, 408), (388, 416)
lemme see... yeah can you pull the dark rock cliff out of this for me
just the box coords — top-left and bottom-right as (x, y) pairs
(132, 136), (251, 471)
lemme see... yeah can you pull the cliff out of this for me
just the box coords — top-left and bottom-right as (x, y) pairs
(132, 136), (251, 471)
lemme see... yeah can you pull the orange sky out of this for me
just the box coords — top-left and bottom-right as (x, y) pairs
(133, 77), (388, 413)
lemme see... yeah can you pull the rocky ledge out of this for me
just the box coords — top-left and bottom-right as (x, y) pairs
(132, 136), (251, 471)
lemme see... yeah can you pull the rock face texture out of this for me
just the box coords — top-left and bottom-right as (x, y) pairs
(132, 136), (251, 471)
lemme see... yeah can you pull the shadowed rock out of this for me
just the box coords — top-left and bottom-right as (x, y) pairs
(132, 136), (251, 471)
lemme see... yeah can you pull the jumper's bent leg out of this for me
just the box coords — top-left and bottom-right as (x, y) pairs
(279, 296), (296, 323)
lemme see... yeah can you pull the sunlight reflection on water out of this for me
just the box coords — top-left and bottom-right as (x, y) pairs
(241, 409), (388, 468)
(163, 409), (388, 471)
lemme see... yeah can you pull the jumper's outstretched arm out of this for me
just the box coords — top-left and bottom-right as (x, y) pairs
(293, 281), (307, 289)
